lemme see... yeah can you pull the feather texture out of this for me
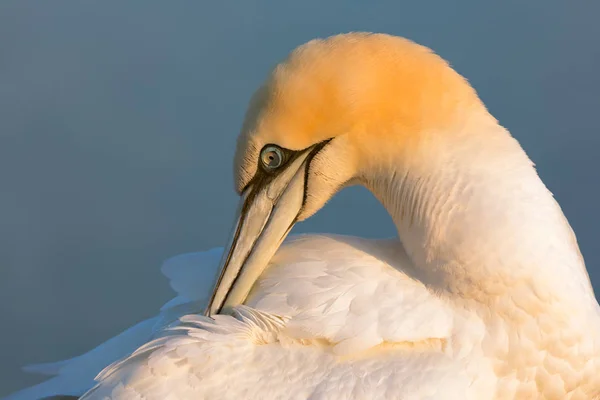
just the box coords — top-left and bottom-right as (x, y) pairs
(6, 32), (600, 400)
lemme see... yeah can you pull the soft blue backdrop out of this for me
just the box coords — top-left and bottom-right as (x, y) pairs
(1, 1), (599, 396)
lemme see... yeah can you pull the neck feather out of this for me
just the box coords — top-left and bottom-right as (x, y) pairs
(363, 121), (597, 313)
(362, 119), (600, 395)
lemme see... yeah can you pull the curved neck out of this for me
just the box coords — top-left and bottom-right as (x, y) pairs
(362, 122), (597, 313)
(362, 121), (600, 395)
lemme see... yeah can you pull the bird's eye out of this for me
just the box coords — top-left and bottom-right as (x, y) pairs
(260, 145), (285, 170)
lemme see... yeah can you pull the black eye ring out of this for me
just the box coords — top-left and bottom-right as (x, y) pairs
(260, 145), (285, 170)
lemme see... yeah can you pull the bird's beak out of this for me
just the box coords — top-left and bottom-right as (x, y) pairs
(205, 147), (317, 316)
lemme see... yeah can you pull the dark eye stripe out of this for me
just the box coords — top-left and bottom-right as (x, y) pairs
(240, 139), (333, 194)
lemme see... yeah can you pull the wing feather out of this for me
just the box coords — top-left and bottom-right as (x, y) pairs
(7, 235), (461, 399)
(247, 234), (453, 355)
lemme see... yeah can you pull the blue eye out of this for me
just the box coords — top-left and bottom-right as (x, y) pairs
(261, 145), (284, 170)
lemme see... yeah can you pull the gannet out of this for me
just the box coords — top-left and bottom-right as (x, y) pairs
(6, 32), (600, 400)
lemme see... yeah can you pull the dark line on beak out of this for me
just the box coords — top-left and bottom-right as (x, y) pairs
(205, 189), (253, 316)
(299, 138), (332, 218)
(218, 202), (275, 315)
(211, 138), (333, 315)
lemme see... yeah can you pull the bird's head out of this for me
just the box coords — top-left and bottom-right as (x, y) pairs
(206, 32), (488, 316)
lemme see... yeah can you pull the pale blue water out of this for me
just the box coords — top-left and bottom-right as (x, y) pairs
(1, 1), (599, 396)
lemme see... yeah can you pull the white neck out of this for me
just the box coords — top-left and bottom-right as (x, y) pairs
(363, 117), (598, 316)
(362, 116), (600, 394)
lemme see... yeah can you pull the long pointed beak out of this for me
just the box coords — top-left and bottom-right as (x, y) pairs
(205, 148), (314, 316)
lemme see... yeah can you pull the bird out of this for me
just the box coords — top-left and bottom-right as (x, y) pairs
(6, 32), (600, 400)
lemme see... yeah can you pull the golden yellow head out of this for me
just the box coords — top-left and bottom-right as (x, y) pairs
(206, 32), (490, 316)
(235, 32), (486, 200)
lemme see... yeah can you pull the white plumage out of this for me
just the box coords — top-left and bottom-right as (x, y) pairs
(6, 32), (600, 399)
(9, 236), (471, 400)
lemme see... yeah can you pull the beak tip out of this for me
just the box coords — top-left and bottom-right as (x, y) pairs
(204, 304), (234, 318)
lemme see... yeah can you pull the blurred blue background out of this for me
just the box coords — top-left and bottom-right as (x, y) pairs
(1, 1), (599, 396)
